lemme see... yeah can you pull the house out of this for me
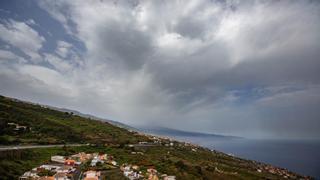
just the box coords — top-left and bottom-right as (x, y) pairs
(123, 170), (133, 177)
(121, 165), (141, 180)
(39, 164), (62, 171)
(15, 125), (28, 131)
(90, 157), (98, 166)
(111, 160), (117, 166)
(7, 122), (28, 131)
(86, 153), (94, 159)
(147, 168), (159, 180)
(147, 168), (157, 174)
(98, 153), (107, 160)
(83, 170), (101, 180)
(148, 174), (159, 180)
(64, 159), (75, 166)
(127, 171), (141, 180)
(71, 152), (89, 163)
(57, 165), (75, 174)
(121, 165), (140, 180)
(19, 171), (39, 180)
(163, 176), (176, 180)
(7, 122), (16, 126)
(132, 165), (139, 170)
(122, 164), (131, 171)
(54, 172), (68, 180)
(51, 155), (65, 163)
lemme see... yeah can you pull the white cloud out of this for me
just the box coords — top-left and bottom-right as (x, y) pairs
(0, 0), (319, 139)
(215, 1), (320, 65)
(0, 49), (25, 63)
(44, 53), (73, 72)
(0, 19), (45, 62)
(35, 1), (319, 137)
(55, 40), (72, 58)
(19, 65), (67, 86)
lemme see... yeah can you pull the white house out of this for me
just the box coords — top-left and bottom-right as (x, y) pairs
(39, 164), (61, 171)
(164, 176), (176, 180)
(19, 171), (39, 180)
(84, 170), (101, 180)
(51, 155), (65, 163)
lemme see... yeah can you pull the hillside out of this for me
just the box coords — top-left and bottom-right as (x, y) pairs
(46, 106), (137, 131)
(0, 95), (312, 179)
(140, 127), (240, 139)
(0, 95), (146, 145)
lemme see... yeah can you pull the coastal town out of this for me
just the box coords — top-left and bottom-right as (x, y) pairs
(17, 132), (307, 180)
(18, 133), (181, 180)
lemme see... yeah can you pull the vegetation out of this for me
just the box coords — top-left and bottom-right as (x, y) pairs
(0, 95), (309, 179)
(0, 95), (148, 145)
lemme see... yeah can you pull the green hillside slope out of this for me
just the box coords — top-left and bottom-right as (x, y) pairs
(0, 95), (311, 179)
(0, 95), (147, 145)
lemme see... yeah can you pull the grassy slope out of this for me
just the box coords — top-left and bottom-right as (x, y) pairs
(0, 95), (148, 145)
(0, 95), (307, 179)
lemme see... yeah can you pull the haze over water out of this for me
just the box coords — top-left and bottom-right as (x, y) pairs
(171, 136), (320, 179)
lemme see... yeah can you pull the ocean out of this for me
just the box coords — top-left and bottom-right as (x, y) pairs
(169, 136), (320, 179)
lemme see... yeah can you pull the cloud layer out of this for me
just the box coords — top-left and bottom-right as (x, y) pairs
(0, 0), (320, 139)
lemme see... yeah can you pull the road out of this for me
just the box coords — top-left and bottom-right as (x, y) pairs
(0, 144), (87, 151)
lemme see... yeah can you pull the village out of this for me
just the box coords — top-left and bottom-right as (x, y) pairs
(19, 149), (176, 180)
(14, 126), (205, 180)
(18, 133), (181, 180)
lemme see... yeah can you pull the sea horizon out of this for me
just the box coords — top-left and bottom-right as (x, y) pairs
(157, 135), (320, 179)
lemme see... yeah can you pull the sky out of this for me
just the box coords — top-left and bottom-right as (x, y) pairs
(0, 0), (320, 139)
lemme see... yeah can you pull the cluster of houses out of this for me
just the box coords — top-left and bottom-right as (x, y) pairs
(19, 159), (78, 180)
(19, 150), (176, 180)
(120, 164), (142, 179)
(17, 131), (192, 180)
(255, 163), (301, 179)
(120, 164), (175, 180)
(19, 152), (111, 180)
(143, 133), (202, 150)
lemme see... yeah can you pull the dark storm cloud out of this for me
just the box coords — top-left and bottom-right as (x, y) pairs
(0, 0), (320, 139)
(173, 16), (208, 39)
(91, 20), (153, 71)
